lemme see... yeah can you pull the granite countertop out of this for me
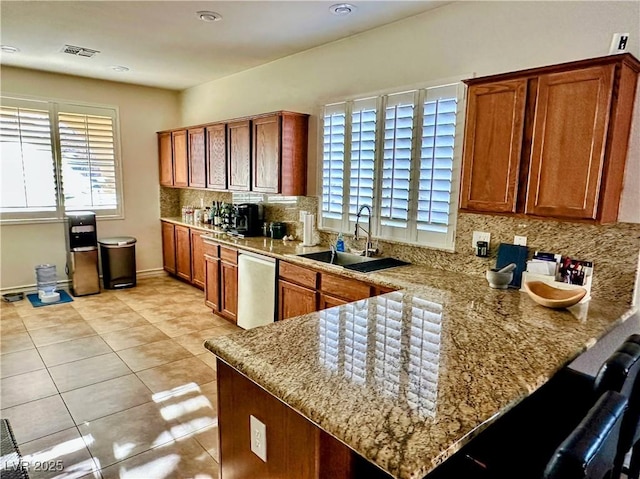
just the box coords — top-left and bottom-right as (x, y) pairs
(165, 217), (637, 478)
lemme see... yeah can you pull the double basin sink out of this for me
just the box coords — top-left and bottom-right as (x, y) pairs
(296, 250), (409, 273)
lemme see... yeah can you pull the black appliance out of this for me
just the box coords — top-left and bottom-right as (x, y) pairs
(64, 211), (100, 296)
(231, 203), (263, 237)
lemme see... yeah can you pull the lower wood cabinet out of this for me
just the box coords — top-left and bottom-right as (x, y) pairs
(190, 229), (205, 289)
(203, 239), (238, 324)
(161, 221), (206, 290)
(278, 280), (317, 321)
(318, 293), (348, 310)
(161, 221), (176, 274)
(175, 225), (192, 282)
(220, 260), (238, 323)
(217, 360), (392, 479)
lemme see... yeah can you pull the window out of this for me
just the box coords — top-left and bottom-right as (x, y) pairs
(320, 83), (464, 250)
(1, 96), (123, 222)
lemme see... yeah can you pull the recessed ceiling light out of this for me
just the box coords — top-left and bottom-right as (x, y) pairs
(329, 3), (356, 15)
(1, 45), (20, 53)
(111, 65), (130, 72)
(197, 11), (222, 22)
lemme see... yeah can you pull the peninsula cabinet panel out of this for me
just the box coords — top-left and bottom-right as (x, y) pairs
(227, 120), (251, 191)
(206, 123), (227, 190)
(280, 112), (309, 196)
(460, 53), (640, 223)
(278, 280), (317, 321)
(252, 114), (280, 193)
(158, 131), (173, 186)
(460, 79), (527, 213)
(525, 65), (614, 220)
(190, 229), (205, 289)
(220, 260), (238, 323)
(175, 225), (192, 282)
(188, 127), (206, 188)
(172, 130), (189, 188)
(161, 221), (176, 274)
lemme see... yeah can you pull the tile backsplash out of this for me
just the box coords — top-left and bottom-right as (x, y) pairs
(161, 188), (639, 304)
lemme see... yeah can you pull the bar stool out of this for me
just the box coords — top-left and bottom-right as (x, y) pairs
(543, 390), (628, 479)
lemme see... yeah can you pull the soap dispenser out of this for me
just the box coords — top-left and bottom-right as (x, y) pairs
(335, 233), (345, 252)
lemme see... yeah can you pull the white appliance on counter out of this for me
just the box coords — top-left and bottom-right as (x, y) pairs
(237, 251), (276, 329)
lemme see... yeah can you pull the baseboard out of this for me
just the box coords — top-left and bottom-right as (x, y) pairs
(0, 268), (167, 295)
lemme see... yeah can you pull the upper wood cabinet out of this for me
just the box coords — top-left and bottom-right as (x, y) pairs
(227, 120), (251, 191)
(172, 130), (189, 188)
(252, 114), (280, 193)
(158, 131), (173, 187)
(188, 127), (206, 188)
(206, 123), (227, 190)
(460, 54), (640, 223)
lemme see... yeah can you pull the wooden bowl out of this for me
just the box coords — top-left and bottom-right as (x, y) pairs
(524, 281), (587, 309)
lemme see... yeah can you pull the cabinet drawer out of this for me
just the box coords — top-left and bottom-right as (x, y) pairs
(319, 273), (371, 302)
(220, 246), (238, 265)
(203, 241), (219, 258)
(279, 261), (317, 289)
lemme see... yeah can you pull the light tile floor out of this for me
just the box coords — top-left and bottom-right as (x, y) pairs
(0, 275), (240, 479)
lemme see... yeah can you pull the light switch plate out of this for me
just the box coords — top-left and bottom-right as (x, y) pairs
(471, 231), (491, 249)
(514, 235), (527, 246)
(250, 415), (267, 462)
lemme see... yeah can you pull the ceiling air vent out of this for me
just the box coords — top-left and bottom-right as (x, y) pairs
(61, 44), (100, 58)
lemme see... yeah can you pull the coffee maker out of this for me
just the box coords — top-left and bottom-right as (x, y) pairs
(231, 204), (263, 237)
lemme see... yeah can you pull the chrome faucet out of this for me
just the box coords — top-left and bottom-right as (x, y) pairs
(355, 205), (375, 257)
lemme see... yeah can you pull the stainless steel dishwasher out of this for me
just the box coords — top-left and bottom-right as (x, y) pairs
(237, 251), (276, 329)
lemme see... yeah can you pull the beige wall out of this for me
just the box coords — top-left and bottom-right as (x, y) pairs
(180, 0), (640, 223)
(0, 67), (181, 290)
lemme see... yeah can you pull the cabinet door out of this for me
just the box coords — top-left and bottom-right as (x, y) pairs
(206, 123), (227, 190)
(188, 127), (206, 188)
(460, 79), (527, 213)
(205, 256), (220, 311)
(227, 120), (251, 191)
(172, 130), (189, 187)
(161, 221), (176, 274)
(526, 65), (615, 220)
(175, 225), (192, 282)
(158, 132), (174, 186)
(318, 293), (348, 311)
(252, 114), (280, 193)
(278, 280), (317, 320)
(190, 229), (205, 289)
(220, 261), (238, 323)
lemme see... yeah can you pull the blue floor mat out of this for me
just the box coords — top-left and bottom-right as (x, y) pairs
(26, 290), (74, 307)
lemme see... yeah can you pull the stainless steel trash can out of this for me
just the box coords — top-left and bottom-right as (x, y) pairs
(98, 237), (137, 289)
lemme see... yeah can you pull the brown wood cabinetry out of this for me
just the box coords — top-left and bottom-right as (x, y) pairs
(190, 229), (205, 289)
(278, 280), (317, 321)
(219, 246), (239, 323)
(206, 123), (227, 190)
(172, 130), (189, 187)
(175, 225), (192, 281)
(204, 242), (220, 310)
(318, 293), (348, 310)
(460, 54), (640, 223)
(252, 114), (280, 193)
(161, 221), (176, 274)
(158, 131), (173, 186)
(188, 127), (206, 188)
(227, 120), (251, 191)
(319, 273), (372, 303)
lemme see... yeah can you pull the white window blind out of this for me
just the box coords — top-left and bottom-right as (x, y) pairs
(0, 101), (58, 219)
(322, 103), (346, 229)
(349, 98), (377, 223)
(0, 96), (123, 222)
(319, 82), (463, 251)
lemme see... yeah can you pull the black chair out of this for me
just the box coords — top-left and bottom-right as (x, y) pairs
(543, 390), (628, 479)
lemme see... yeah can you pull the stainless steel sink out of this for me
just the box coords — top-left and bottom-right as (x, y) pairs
(295, 250), (409, 272)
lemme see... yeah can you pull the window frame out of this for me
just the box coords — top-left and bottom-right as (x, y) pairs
(0, 94), (125, 224)
(317, 78), (467, 252)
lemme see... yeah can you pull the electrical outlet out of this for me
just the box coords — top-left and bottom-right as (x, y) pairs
(609, 33), (629, 54)
(514, 235), (527, 246)
(471, 231), (491, 249)
(250, 415), (267, 462)
(299, 210), (308, 221)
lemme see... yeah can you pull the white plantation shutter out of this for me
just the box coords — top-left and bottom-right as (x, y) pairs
(349, 98), (377, 222)
(318, 81), (463, 250)
(381, 92), (416, 232)
(58, 106), (120, 214)
(0, 96), (123, 222)
(0, 100), (58, 219)
(417, 85), (459, 236)
(322, 103), (346, 227)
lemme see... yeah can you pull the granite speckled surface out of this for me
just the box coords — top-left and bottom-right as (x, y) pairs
(205, 276), (635, 479)
(159, 217), (639, 478)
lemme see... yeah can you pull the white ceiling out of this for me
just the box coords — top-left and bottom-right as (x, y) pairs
(0, 1), (447, 91)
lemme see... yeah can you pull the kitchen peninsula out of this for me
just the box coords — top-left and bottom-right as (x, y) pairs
(205, 254), (636, 479)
